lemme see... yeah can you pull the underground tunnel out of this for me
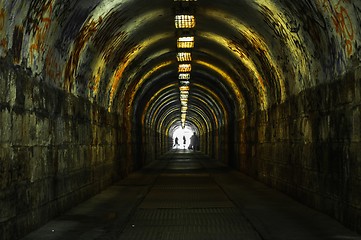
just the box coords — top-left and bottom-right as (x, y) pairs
(1, 0), (361, 239)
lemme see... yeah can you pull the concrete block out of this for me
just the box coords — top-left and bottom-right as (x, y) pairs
(32, 84), (47, 114)
(7, 70), (17, 107)
(335, 79), (354, 106)
(352, 107), (361, 142)
(20, 113), (35, 146)
(0, 146), (12, 189)
(0, 69), (8, 104)
(23, 80), (34, 111)
(57, 148), (69, 173)
(319, 84), (330, 111)
(54, 118), (65, 145)
(29, 146), (51, 182)
(11, 147), (32, 183)
(354, 67), (361, 103)
(0, 108), (11, 143)
(341, 79), (355, 104)
(319, 115), (331, 141)
(349, 179), (361, 206)
(301, 117), (313, 143)
(15, 181), (32, 213)
(35, 118), (51, 145)
(350, 143), (361, 177)
(11, 113), (24, 144)
(63, 94), (76, 117)
(0, 187), (17, 223)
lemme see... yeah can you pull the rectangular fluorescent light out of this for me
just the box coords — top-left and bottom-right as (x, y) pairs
(179, 73), (190, 80)
(180, 80), (190, 86)
(178, 64), (191, 72)
(175, 15), (196, 29)
(177, 37), (194, 48)
(180, 86), (190, 91)
(177, 52), (192, 62)
(180, 94), (188, 98)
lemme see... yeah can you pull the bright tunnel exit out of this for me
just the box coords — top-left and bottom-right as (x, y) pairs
(172, 125), (197, 149)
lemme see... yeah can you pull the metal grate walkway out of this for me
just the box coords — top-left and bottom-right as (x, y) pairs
(119, 155), (261, 240)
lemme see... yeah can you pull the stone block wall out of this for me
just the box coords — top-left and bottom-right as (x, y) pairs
(237, 67), (361, 232)
(141, 128), (158, 165)
(0, 59), (123, 240)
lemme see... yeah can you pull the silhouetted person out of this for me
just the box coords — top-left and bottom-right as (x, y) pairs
(190, 132), (199, 151)
(183, 136), (186, 148)
(174, 137), (179, 147)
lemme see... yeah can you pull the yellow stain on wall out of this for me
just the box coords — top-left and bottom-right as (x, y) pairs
(28, 1), (54, 67)
(107, 33), (172, 110)
(132, 61), (173, 114)
(192, 83), (228, 125)
(88, 57), (106, 100)
(192, 95), (219, 130)
(0, 7), (8, 56)
(195, 60), (247, 118)
(153, 94), (178, 130)
(254, 0), (309, 93)
(82, 7), (167, 102)
(90, 0), (132, 21)
(159, 108), (182, 133)
(203, 8), (286, 102)
(199, 31), (268, 110)
(64, 16), (103, 92)
(142, 84), (177, 126)
(112, 60), (172, 114)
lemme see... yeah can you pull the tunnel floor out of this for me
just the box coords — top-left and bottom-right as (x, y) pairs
(22, 150), (361, 240)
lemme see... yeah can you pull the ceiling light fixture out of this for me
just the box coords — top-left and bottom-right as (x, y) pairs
(177, 52), (192, 62)
(175, 15), (196, 28)
(178, 64), (192, 72)
(177, 36), (194, 48)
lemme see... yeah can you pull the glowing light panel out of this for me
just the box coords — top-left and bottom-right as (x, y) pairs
(179, 73), (191, 80)
(181, 93), (188, 98)
(180, 86), (190, 91)
(177, 52), (192, 62)
(175, 15), (196, 29)
(179, 64), (192, 72)
(177, 37), (194, 48)
(180, 80), (190, 86)
(181, 101), (188, 106)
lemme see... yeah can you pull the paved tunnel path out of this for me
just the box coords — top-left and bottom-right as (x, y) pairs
(22, 150), (361, 240)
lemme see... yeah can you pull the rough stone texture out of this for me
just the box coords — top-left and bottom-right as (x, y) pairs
(0, 58), (123, 240)
(237, 67), (361, 233)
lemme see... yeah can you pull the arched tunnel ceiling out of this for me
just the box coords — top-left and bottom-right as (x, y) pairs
(1, 0), (361, 133)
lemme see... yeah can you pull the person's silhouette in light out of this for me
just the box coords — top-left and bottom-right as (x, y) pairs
(190, 132), (199, 151)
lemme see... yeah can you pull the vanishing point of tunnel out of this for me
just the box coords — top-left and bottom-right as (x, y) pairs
(1, 0), (361, 239)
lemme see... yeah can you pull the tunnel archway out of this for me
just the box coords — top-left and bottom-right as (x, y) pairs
(1, 0), (361, 239)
